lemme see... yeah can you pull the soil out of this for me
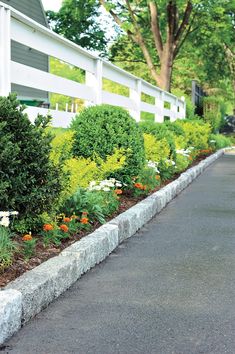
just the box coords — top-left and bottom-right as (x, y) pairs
(0, 153), (212, 288)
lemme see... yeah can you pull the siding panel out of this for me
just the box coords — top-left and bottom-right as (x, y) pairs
(12, 41), (48, 72)
(12, 84), (48, 100)
(2, 0), (49, 101)
(1, 0), (47, 26)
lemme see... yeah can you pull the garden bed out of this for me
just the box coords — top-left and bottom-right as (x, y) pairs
(0, 152), (211, 288)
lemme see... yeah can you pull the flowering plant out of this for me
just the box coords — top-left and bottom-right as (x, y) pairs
(88, 178), (123, 192)
(22, 232), (36, 260)
(0, 211), (18, 228)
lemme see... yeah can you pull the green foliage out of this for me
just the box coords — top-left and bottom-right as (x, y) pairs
(49, 127), (126, 198)
(0, 226), (17, 271)
(62, 188), (119, 224)
(107, 1), (234, 109)
(132, 167), (160, 196)
(49, 58), (85, 111)
(175, 154), (190, 173)
(140, 121), (176, 157)
(144, 134), (170, 162)
(46, 0), (108, 53)
(50, 130), (75, 164)
(209, 134), (232, 150)
(71, 105), (145, 183)
(175, 119), (211, 150)
(0, 95), (66, 232)
(22, 239), (37, 260)
(203, 96), (223, 132)
(157, 159), (176, 181)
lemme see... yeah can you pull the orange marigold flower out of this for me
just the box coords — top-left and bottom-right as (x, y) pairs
(200, 149), (212, 154)
(22, 234), (33, 241)
(155, 175), (160, 181)
(60, 224), (69, 232)
(82, 211), (88, 216)
(134, 182), (143, 189)
(81, 217), (89, 224)
(142, 185), (147, 190)
(114, 189), (122, 195)
(43, 224), (54, 232)
(63, 217), (71, 223)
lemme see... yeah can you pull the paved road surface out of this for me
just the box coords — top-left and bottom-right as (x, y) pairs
(3, 154), (235, 354)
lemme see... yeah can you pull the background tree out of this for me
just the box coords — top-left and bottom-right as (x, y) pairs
(47, 0), (108, 53)
(100, 0), (235, 93)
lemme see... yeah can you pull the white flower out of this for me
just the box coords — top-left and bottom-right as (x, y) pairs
(102, 187), (110, 192)
(210, 140), (216, 143)
(176, 149), (190, 157)
(94, 185), (102, 191)
(10, 211), (19, 216)
(0, 211), (10, 217)
(89, 181), (96, 187)
(115, 182), (122, 187)
(0, 216), (10, 227)
(101, 179), (117, 188)
(147, 160), (160, 173)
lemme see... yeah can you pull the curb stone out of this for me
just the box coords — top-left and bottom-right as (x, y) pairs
(0, 148), (232, 344)
(0, 290), (22, 345)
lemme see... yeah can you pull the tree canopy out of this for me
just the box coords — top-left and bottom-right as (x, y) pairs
(100, 0), (235, 94)
(46, 0), (108, 53)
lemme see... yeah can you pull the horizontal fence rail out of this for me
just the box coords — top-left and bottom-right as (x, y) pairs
(0, 2), (186, 127)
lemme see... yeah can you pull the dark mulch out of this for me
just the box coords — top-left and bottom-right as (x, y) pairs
(0, 153), (212, 288)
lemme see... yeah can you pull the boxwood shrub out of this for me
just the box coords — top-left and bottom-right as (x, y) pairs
(71, 104), (145, 182)
(0, 95), (66, 232)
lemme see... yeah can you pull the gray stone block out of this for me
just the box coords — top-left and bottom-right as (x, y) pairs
(0, 290), (22, 345)
(6, 255), (80, 323)
(109, 208), (141, 242)
(61, 224), (119, 272)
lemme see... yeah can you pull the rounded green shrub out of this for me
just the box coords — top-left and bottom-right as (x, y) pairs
(0, 94), (66, 232)
(71, 105), (145, 182)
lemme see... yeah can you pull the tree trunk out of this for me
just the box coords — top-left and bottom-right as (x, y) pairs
(157, 47), (174, 92)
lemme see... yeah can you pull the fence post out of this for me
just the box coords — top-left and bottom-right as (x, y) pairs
(85, 59), (103, 105)
(0, 6), (11, 96)
(155, 91), (164, 122)
(181, 96), (186, 119)
(172, 97), (178, 121)
(129, 79), (141, 122)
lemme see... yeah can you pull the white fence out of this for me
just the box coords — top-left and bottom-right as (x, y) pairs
(0, 2), (186, 127)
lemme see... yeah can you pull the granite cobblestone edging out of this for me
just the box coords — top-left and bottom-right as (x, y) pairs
(0, 148), (230, 345)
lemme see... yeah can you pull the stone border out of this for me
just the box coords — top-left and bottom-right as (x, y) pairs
(0, 148), (231, 345)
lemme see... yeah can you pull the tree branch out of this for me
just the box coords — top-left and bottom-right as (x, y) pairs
(167, 1), (177, 37)
(174, 1), (193, 46)
(149, 2), (163, 58)
(100, 0), (160, 84)
(99, 0), (124, 28)
(173, 24), (199, 59)
(110, 59), (148, 64)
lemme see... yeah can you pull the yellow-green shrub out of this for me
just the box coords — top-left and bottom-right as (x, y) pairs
(176, 120), (211, 150)
(50, 130), (126, 201)
(50, 130), (74, 164)
(64, 149), (126, 197)
(175, 154), (190, 173)
(144, 133), (170, 162)
(97, 148), (126, 179)
(174, 135), (187, 150)
(65, 157), (97, 194)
